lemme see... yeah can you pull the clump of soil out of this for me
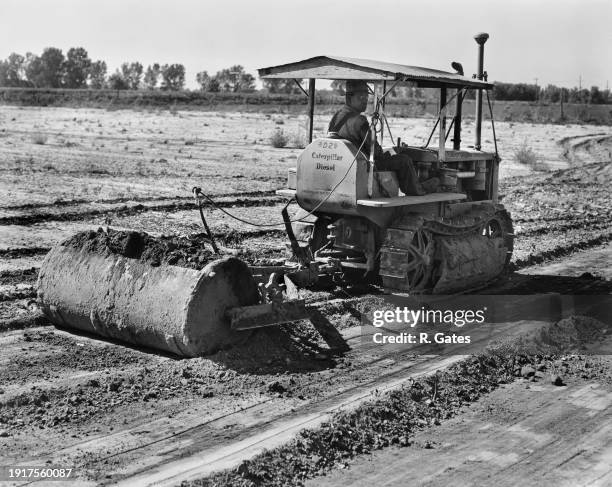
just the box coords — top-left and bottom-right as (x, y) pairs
(61, 228), (287, 270)
(0, 268), (38, 287)
(536, 315), (609, 352)
(63, 228), (226, 270)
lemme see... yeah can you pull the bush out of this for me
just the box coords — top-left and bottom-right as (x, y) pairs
(514, 140), (544, 170)
(31, 133), (48, 145)
(291, 132), (307, 149)
(270, 129), (289, 148)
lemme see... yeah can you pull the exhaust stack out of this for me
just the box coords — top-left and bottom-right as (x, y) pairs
(474, 32), (489, 150)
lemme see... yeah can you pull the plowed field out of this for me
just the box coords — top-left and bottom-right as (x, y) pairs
(0, 106), (611, 486)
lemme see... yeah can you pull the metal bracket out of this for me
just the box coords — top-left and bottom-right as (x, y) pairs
(227, 300), (309, 330)
(282, 199), (312, 266)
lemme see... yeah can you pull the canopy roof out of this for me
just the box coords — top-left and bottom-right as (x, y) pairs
(258, 55), (493, 90)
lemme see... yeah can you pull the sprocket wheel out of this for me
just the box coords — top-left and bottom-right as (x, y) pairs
(482, 210), (514, 267)
(403, 228), (435, 291)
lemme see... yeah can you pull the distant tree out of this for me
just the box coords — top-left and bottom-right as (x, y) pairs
(208, 76), (220, 92)
(215, 65), (255, 92)
(560, 87), (569, 104)
(160, 64), (185, 90)
(196, 70), (220, 92)
(262, 78), (304, 94)
(493, 82), (537, 101)
(238, 72), (256, 92)
(120, 62), (143, 89)
(568, 87), (590, 104)
(144, 63), (161, 89)
(64, 47), (91, 88)
(24, 53), (44, 87)
(261, 78), (283, 93)
(5, 53), (26, 86)
(541, 84), (560, 103)
(38, 47), (65, 88)
(0, 60), (8, 86)
(88, 60), (107, 89)
(214, 68), (232, 92)
(108, 71), (129, 90)
(589, 86), (604, 104)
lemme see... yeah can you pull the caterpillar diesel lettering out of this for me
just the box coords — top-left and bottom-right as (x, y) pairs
(37, 33), (513, 356)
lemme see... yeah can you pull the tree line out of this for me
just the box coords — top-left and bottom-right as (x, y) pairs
(488, 82), (611, 104)
(0, 48), (186, 90)
(0, 47), (304, 93)
(0, 47), (610, 103)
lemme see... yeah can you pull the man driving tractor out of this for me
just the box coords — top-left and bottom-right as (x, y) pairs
(328, 80), (439, 195)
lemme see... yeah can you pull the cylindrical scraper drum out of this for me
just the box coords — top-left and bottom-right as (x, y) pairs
(37, 244), (260, 357)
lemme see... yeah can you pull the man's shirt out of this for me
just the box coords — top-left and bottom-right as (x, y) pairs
(328, 104), (383, 159)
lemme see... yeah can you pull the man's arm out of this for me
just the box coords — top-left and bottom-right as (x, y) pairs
(351, 115), (383, 160)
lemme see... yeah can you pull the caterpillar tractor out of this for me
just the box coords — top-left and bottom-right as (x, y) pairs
(37, 33), (513, 356)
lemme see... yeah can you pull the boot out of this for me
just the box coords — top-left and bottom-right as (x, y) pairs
(400, 159), (425, 195)
(420, 177), (440, 194)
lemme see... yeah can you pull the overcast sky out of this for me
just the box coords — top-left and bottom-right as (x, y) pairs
(1, 0), (610, 90)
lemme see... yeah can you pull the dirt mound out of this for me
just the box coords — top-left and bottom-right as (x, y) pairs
(61, 228), (287, 270)
(63, 228), (226, 269)
(536, 315), (609, 352)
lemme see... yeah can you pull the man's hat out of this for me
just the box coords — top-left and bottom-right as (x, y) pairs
(345, 80), (369, 95)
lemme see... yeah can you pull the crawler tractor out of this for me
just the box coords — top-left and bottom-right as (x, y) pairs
(264, 32), (513, 294)
(37, 33), (513, 356)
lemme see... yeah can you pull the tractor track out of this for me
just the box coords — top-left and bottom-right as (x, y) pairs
(515, 218), (610, 238)
(514, 213), (609, 224)
(558, 133), (612, 163)
(0, 189), (278, 212)
(0, 285), (36, 303)
(511, 232), (612, 270)
(0, 194), (288, 227)
(0, 247), (49, 259)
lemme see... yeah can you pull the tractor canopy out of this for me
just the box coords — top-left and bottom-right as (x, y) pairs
(258, 55), (493, 90)
(258, 47), (496, 153)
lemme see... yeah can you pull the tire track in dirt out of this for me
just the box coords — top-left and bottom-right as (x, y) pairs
(0, 285), (36, 302)
(516, 218), (610, 238)
(0, 195), (288, 226)
(511, 232), (612, 271)
(0, 189), (277, 212)
(559, 133), (612, 163)
(0, 247), (49, 259)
